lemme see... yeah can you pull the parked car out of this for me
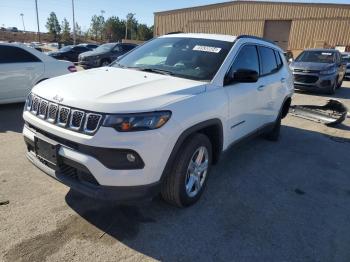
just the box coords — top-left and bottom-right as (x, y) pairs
(78, 43), (137, 68)
(341, 52), (350, 80)
(78, 43), (99, 50)
(289, 49), (346, 94)
(0, 43), (76, 104)
(23, 34), (293, 207)
(48, 45), (90, 62)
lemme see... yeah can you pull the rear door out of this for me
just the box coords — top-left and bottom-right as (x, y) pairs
(225, 44), (264, 143)
(0, 45), (44, 102)
(257, 46), (282, 123)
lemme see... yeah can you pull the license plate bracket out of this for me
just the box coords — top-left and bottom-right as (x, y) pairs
(34, 137), (60, 166)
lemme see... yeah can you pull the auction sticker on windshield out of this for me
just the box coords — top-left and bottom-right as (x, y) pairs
(193, 45), (222, 53)
(321, 52), (332, 56)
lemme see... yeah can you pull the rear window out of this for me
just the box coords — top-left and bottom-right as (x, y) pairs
(0, 45), (41, 63)
(258, 46), (278, 75)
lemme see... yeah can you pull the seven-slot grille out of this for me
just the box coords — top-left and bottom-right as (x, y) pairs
(25, 94), (103, 135)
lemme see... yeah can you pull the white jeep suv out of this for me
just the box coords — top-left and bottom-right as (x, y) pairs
(23, 34), (293, 207)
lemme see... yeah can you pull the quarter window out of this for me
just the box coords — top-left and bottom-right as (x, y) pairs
(229, 45), (260, 75)
(259, 46), (278, 75)
(0, 46), (41, 63)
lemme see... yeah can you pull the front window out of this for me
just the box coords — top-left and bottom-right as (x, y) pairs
(95, 43), (115, 52)
(112, 37), (233, 81)
(60, 46), (73, 52)
(342, 56), (350, 64)
(295, 51), (336, 63)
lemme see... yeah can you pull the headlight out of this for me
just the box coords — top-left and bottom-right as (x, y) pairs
(103, 111), (172, 132)
(320, 67), (336, 75)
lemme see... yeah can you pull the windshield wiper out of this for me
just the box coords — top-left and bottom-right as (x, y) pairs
(132, 67), (174, 76)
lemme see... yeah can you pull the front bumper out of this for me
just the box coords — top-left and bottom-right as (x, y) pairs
(23, 124), (162, 201)
(22, 109), (179, 201)
(78, 58), (100, 68)
(293, 72), (336, 92)
(26, 149), (160, 201)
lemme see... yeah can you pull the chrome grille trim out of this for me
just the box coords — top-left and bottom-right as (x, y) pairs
(38, 100), (48, 119)
(58, 106), (71, 127)
(47, 103), (59, 123)
(84, 113), (102, 134)
(31, 96), (41, 115)
(26, 94), (103, 135)
(69, 110), (85, 130)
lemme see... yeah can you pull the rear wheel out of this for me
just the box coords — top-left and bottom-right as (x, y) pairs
(336, 77), (343, 89)
(161, 133), (212, 207)
(327, 80), (336, 95)
(100, 59), (111, 67)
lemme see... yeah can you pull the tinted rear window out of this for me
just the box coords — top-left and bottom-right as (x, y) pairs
(259, 46), (278, 75)
(0, 45), (41, 63)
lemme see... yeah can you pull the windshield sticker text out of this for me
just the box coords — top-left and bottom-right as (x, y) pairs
(193, 45), (222, 53)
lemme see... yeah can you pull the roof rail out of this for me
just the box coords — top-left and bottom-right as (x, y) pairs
(236, 35), (278, 46)
(166, 31), (183, 35)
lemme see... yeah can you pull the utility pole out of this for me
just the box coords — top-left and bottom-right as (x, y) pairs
(35, 0), (40, 42)
(20, 13), (25, 31)
(72, 0), (76, 45)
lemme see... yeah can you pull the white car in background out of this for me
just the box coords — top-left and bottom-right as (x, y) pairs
(0, 43), (76, 104)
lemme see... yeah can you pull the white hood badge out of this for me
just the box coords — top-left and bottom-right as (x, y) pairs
(53, 95), (64, 103)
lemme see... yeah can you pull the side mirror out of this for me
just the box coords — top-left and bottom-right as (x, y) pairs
(225, 69), (259, 85)
(288, 58), (293, 63)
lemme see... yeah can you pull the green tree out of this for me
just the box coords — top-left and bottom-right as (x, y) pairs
(125, 13), (138, 40)
(90, 15), (105, 41)
(61, 18), (71, 44)
(137, 24), (153, 41)
(104, 16), (125, 42)
(46, 12), (61, 42)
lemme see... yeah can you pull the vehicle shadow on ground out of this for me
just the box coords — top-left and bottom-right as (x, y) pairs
(65, 125), (350, 261)
(0, 103), (24, 133)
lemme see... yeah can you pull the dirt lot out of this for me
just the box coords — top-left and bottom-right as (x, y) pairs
(1, 82), (350, 262)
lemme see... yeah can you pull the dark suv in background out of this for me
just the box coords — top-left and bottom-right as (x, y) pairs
(48, 45), (90, 62)
(289, 49), (345, 94)
(78, 43), (137, 68)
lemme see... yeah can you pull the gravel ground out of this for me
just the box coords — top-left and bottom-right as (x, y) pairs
(1, 81), (350, 262)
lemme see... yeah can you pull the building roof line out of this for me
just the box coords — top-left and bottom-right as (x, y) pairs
(154, 0), (350, 15)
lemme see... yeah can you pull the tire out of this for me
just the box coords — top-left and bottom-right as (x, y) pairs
(327, 80), (336, 95)
(161, 133), (212, 207)
(264, 113), (281, 141)
(337, 78), (343, 89)
(100, 59), (111, 67)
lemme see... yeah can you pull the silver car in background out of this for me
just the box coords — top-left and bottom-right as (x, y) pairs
(290, 49), (346, 94)
(341, 52), (350, 80)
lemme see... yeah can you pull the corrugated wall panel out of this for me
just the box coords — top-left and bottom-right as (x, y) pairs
(155, 1), (350, 50)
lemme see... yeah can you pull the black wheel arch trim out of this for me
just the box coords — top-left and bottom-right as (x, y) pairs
(160, 118), (223, 182)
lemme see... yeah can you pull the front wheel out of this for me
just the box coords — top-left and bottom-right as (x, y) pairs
(327, 80), (337, 95)
(161, 133), (212, 207)
(100, 59), (111, 67)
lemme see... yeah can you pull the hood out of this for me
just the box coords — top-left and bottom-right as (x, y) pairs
(80, 50), (105, 57)
(290, 61), (335, 71)
(32, 67), (206, 113)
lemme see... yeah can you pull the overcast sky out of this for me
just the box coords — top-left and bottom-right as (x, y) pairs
(0, 0), (349, 32)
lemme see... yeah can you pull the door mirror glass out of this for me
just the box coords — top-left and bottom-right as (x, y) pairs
(226, 69), (259, 84)
(288, 58), (293, 63)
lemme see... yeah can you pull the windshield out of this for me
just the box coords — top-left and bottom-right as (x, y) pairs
(342, 56), (350, 63)
(95, 43), (114, 52)
(295, 51), (336, 63)
(60, 45), (73, 52)
(112, 37), (233, 81)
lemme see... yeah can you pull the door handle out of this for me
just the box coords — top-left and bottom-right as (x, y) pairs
(257, 85), (265, 91)
(281, 78), (286, 83)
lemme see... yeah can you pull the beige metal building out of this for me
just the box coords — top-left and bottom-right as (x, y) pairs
(154, 1), (350, 55)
